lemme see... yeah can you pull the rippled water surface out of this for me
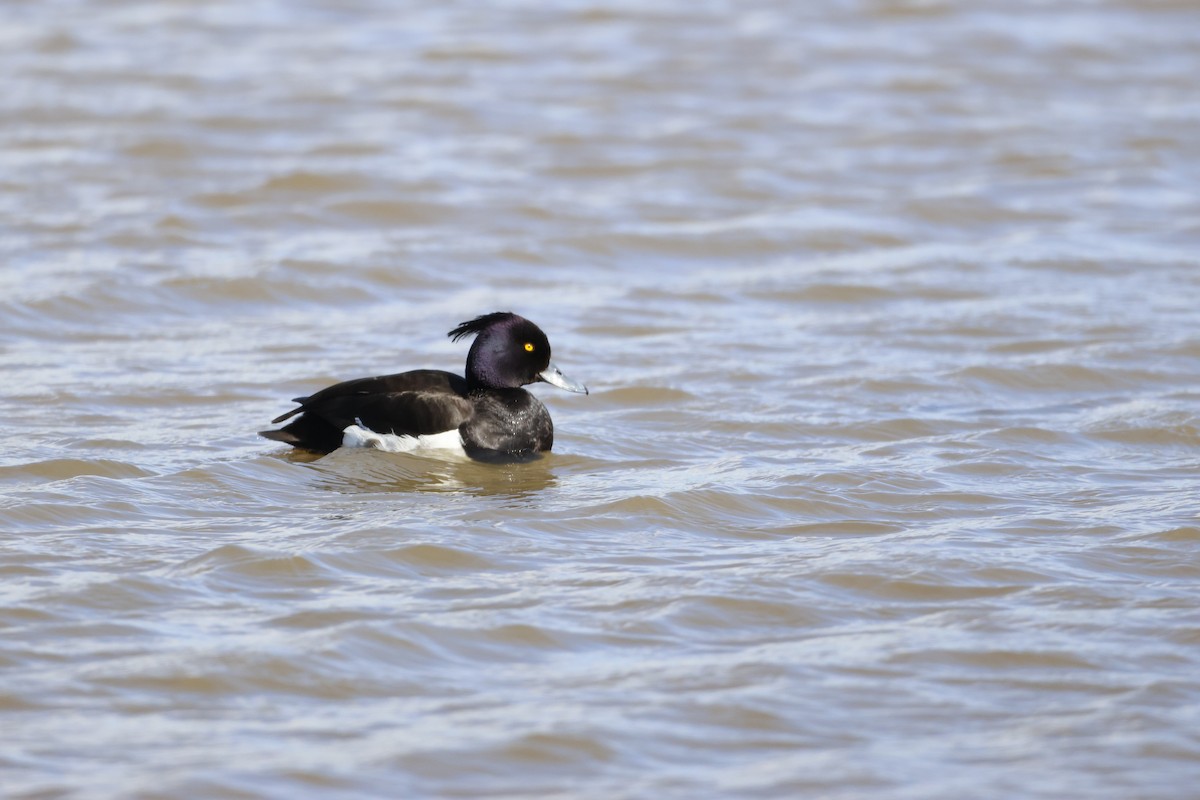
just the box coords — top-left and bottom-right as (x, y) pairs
(3, 1), (1200, 797)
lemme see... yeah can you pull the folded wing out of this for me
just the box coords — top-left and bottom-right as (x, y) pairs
(260, 370), (473, 453)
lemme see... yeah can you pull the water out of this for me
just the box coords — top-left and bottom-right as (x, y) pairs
(3, 0), (1199, 797)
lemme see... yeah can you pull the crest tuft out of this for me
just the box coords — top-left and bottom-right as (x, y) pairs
(447, 312), (518, 342)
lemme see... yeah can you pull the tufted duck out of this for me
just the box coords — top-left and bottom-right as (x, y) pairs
(260, 312), (587, 460)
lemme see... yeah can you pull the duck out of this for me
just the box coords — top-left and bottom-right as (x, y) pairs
(260, 312), (588, 460)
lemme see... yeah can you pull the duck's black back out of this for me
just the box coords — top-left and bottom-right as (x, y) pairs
(260, 369), (473, 453)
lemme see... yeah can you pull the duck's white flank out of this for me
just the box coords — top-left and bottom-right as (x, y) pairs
(341, 424), (467, 456)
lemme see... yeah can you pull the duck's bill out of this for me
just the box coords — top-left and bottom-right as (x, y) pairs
(539, 362), (588, 394)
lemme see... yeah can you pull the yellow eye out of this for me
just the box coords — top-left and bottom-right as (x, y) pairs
(524, 343), (534, 352)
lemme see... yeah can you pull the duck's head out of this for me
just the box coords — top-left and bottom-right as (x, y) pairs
(449, 312), (588, 394)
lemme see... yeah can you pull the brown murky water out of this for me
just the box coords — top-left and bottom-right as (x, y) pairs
(3, 1), (1199, 797)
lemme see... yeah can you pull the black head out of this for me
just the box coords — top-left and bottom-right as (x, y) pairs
(449, 312), (555, 390)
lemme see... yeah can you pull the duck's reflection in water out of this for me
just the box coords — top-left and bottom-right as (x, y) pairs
(296, 446), (562, 499)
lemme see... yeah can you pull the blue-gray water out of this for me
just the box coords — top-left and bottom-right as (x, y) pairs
(2, 1), (1199, 797)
